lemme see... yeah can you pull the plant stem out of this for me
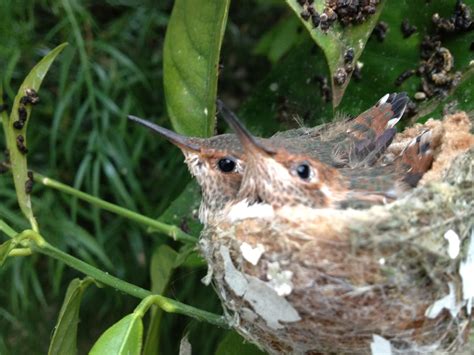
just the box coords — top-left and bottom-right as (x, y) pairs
(34, 172), (196, 243)
(8, 248), (32, 257)
(0, 219), (17, 239)
(20, 230), (226, 327)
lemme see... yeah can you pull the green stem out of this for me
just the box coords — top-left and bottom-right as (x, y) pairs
(8, 248), (32, 257)
(34, 172), (196, 243)
(20, 230), (226, 327)
(0, 219), (17, 239)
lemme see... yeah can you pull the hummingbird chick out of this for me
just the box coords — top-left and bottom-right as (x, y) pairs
(128, 115), (244, 224)
(130, 93), (413, 219)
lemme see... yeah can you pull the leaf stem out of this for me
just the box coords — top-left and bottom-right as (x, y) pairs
(34, 172), (197, 243)
(18, 229), (226, 327)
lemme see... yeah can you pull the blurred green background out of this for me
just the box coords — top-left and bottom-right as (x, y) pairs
(0, 0), (472, 354)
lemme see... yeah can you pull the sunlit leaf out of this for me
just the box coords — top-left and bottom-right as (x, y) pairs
(285, 0), (385, 107)
(48, 277), (94, 355)
(163, 0), (230, 137)
(89, 313), (143, 355)
(3, 43), (68, 231)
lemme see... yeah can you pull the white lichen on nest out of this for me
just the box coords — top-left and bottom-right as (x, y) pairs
(199, 113), (474, 354)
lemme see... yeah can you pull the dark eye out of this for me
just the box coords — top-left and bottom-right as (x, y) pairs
(217, 157), (236, 173)
(296, 163), (311, 180)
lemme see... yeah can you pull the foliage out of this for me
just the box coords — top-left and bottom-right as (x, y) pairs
(0, 0), (472, 354)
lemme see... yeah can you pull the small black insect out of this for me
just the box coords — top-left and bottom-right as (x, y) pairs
(395, 69), (416, 86)
(300, 9), (311, 21)
(20, 96), (29, 105)
(25, 171), (34, 194)
(16, 135), (28, 155)
(333, 67), (347, 86)
(344, 48), (354, 63)
(21, 88), (40, 105)
(18, 106), (27, 122)
(311, 13), (321, 28)
(372, 21), (388, 42)
(401, 19), (417, 38)
(13, 120), (25, 130)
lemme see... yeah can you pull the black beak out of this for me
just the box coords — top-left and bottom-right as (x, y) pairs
(128, 115), (201, 152)
(216, 100), (275, 156)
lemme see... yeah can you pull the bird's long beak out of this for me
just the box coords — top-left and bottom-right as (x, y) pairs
(128, 115), (201, 152)
(217, 100), (275, 156)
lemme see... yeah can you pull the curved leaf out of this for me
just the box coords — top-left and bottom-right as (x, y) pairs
(89, 313), (143, 355)
(4, 43), (68, 231)
(163, 0), (230, 137)
(285, 0), (385, 107)
(48, 277), (94, 355)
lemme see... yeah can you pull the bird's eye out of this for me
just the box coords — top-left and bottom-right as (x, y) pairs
(295, 163), (311, 180)
(217, 157), (236, 173)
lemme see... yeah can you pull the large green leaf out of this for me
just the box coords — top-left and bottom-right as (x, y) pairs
(143, 244), (178, 355)
(2, 43), (68, 231)
(89, 313), (143, 355)
(285, 0), (386, 107)
(48, 277), (94, 355)
(163, 0), (230, 137)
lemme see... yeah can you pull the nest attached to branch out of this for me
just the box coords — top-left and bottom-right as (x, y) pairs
(199, 113), (474, 354)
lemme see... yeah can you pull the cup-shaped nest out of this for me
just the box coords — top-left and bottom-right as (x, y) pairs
(199, 113), (474, 354)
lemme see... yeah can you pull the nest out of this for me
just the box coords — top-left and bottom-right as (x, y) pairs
(199, 113), (474, 354)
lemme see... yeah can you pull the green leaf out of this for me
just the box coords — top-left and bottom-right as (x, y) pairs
(215, 331), (265, 355)
(89, 313), (143, 355)
(0, 239), (16, 266)
(4, 43), (68, 231)
(48, 277), (94, 355)
(253, 16), (303, 64)
(151, 180), (202, 237)
(143, 244), (178, 355)
(238, 40), (333, 135)
(163, 0), (230, 137)
(150, 244), (179, 295)
(285, 0), (385, 107)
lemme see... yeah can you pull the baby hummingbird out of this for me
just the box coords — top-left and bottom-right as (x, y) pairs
(128, 115), (244, 224)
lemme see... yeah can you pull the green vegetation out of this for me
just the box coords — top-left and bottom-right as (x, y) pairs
(0, 0), (472, 353)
